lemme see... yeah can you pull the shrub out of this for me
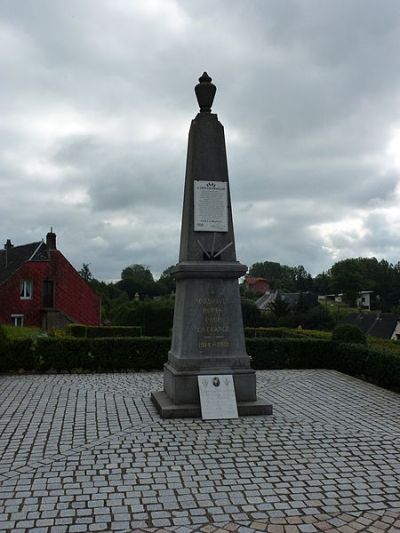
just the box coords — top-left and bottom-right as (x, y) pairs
(334, 343), (400, 390)
(37, 337), (93, 371)
(245, 327), (302, 338)
(244, 327), (330, 340)
(333, 342), (369, 376)
(0, 325), (7, 360)
(332, 324), (367, 345)
(0, 332), (398, 392)
(34, 336), (169, 372)
(67, 325), (142, 338)
(67, 324), (87, 337)
(0, 338), (36, 372)
(111, 300), (174, 336)
(89, 337), (169, 371)
(363, 347), (400, 389)
(0, 324), (6, 345)
(246, 338), (335, 370)
(241, 299), (264, 327)
(86, 326), (142, 338)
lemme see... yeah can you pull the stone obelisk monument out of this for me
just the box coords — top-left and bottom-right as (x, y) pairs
(151, 73), (272, 418)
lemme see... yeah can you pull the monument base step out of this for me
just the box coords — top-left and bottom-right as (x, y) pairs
(151, 390), (273, 419)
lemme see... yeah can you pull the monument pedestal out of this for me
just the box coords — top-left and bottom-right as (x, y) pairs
(151, 390), (272, 419)
(151, 73), (273, 419)
(151, 262), (272, 418)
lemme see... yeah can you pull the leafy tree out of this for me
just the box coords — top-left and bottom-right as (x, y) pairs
(313, 272), (332, 295)
(111, 299), (174, 336)
(249, 261), (292, 289)
(269, 296), (291, 318)
(249, 260), (312, 292)
(295, 292), (310, 313)
(241, 299), (264, 327)
(118, 264), (157, 299)
(293, 265), (313, 292)
(157, 265), (176, 294)
(79, 263), (93, 282)
(121, 264), (154, 283)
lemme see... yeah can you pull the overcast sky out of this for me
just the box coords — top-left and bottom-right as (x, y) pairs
(1, 0), (400, 280)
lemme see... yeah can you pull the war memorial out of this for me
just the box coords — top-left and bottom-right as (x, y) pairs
(152, 72), (272, 419)
(0, 75), (399, 532)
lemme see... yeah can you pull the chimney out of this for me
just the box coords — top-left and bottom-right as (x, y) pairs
(46, 228), (57, 251)
(4, 239), (13, 267)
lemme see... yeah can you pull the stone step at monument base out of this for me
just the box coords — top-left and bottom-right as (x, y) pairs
(151, 390), (273, 419)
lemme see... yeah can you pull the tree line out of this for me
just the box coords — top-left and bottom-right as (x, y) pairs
(79, 256), (400, 331)
(249, 258), (400, 312)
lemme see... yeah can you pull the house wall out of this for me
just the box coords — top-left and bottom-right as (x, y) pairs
(0, 251), (100, 327)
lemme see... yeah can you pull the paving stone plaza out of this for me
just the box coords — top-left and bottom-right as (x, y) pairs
(0, 369), (399, 532)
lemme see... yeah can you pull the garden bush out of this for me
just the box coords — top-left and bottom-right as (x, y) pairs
(332, 324), (367, 345)
(68, 325), (142, 338)
(241, 299), (265, 327)
(244, 327), (303, 338)
(246, 338), (335, 369)
(0, 338), (36, 372)
(34, 336), (169, 372)
(111, 300), (174, 336)
(0, 324), (6, 348)
(67, 324), (87, 337)
(363, 347), (400, 389)
(0, 332), (399, 392)
(86, 326), (142, 338)
(89, 337), (169, 370)
(244, 327), (330, 340)
(37, 337), (94, 371)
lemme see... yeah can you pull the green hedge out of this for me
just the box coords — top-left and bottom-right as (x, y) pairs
(244, 327), (331, 340)
(0, 338), (37, 372)
(0, 335), (399, 391)
(36, 337), (169, 371)
(68, 324), (86, 337)
(334, 343), (400, 388)
(111, 301), (174, 336)
(68, 325), (142, 338)
(247, 338), (336, 369)
(332, 324), (367, 345)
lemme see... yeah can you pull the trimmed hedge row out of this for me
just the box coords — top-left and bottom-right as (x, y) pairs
(244, 327), (331, 340)
(33, 337), (169, 371)
(68, 325), (142, 338)
(247, 338), (336, 370)
(0, 336), (399, 391)
(0, 338), (37, 372)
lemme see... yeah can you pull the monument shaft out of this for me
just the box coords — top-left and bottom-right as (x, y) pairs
(151, 73), (272, 418)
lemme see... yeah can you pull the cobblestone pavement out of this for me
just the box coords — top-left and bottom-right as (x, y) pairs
(0, 370), (399, 532)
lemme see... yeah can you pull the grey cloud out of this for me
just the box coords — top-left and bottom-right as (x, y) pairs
(2, 0), (400, 279)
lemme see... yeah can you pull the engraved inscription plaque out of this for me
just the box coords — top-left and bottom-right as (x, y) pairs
(198, 375), (238, 419)
(194, 180), (228, 232)
(197, 293), (230, 352)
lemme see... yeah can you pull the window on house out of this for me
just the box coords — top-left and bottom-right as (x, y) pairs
(20, 280), (33, 300)
(11, 314), (24, 327)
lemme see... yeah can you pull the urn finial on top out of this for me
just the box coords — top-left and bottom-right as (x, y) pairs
(195, 72), (216, 113)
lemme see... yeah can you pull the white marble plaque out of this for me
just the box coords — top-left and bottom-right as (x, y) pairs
(198, 374), (238, 420)
(194, 180), (228, 232)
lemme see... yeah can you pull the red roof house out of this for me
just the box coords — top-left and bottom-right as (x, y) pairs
(244, 276), (270, 295)
(0, 231), (101, 329)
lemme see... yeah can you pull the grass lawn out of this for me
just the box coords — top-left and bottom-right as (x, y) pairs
(1, 325), (42, 339)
